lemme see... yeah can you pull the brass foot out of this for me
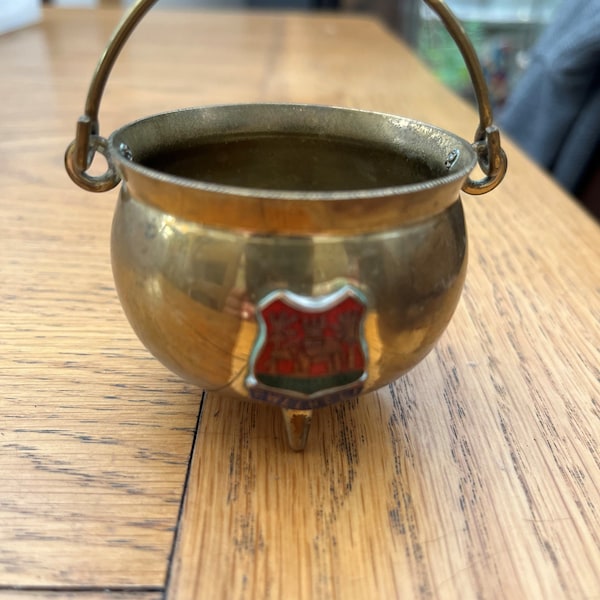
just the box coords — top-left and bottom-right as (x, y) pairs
(281, 408), (313, 451)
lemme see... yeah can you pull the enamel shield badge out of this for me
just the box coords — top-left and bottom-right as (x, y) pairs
(246, 285), (368, 409)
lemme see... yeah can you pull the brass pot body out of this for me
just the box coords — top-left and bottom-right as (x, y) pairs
(109, 104), (474, 409)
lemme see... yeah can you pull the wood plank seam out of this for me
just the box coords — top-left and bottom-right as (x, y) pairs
(163, 390), (208, 596)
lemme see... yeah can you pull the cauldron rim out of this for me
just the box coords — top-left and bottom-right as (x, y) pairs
(109, 103), (478, 202)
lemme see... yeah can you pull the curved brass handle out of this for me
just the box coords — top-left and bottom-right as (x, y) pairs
(65, 0), (506, 195)
(65, 0), (156, 192)
(424, 0), (507, 194)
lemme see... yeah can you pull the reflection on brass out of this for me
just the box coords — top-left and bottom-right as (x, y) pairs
(65, 1), (506, 448)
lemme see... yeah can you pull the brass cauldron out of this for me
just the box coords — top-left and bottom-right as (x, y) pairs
(66, 0), (507, 450)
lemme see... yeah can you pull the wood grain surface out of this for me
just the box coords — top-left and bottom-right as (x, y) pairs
(1, 6), (599, 600)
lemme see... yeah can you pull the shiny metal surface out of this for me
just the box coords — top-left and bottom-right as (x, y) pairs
(112, 193), (467, 395)
(109, 103), (470, 413)
(106, 103), (472, 449)
(112, 194), (467, 395)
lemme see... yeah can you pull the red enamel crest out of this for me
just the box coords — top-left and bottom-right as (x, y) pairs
(246, 286), (368, 409)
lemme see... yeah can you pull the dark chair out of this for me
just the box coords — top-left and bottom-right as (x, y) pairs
(499, 0), (600, 219)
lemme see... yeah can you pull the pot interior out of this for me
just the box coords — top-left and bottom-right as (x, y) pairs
(142, 132), (442, 192)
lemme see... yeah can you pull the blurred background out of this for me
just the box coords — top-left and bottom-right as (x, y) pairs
(45, 0), (563, 111)
(28, 0), (600, 217)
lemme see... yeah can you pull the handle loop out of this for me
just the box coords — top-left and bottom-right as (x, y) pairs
(65, 0), (506, 195)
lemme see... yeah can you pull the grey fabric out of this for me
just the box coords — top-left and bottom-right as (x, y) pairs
(498, 0), (600, 192)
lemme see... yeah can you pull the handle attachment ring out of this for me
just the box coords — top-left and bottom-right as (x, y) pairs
(65, 122), (120, 192)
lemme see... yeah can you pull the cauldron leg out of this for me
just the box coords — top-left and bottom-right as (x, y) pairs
(281, 408), (313, 451)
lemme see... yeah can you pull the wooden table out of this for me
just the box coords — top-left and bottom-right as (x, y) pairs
(1, 6), (599, 599)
